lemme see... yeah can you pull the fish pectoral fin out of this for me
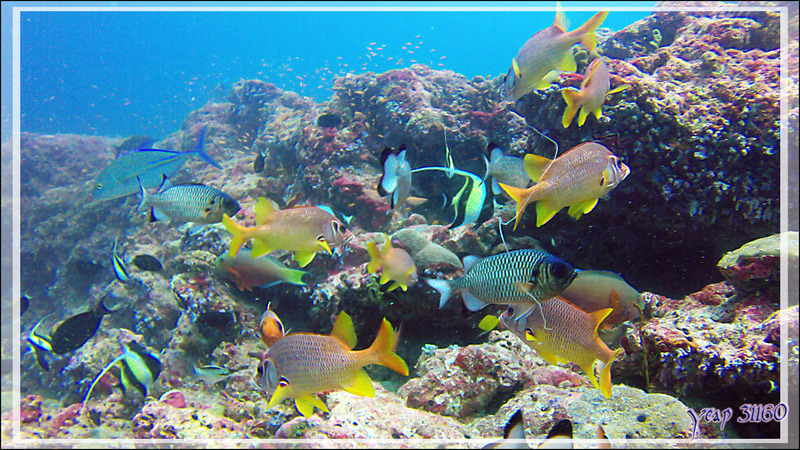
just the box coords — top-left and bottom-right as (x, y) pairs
(514, 281), (534, 294)
(567, 198), (599, 220)
(535, 201), (561, 227)
(462, 291), (489, 312)
(293, 251), (317, 268)
(558, 50), (577, 72)
(342, 369), (376, 398)
(295, 394), (329, 417)
(250, 239), (274, 258)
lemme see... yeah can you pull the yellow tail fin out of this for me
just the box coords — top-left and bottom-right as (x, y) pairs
(600, 348), (624, 399)
(562, 89), (582, 128)
(498, 183), (535, 231)
(366, 241), (382, 274)
(222, 214), (249, 257)
(575, 10), (609, 52)
(369, 318), (409, 376)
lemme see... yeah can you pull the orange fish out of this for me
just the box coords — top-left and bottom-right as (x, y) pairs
(261, 311), (408, 417)
(562, 57), (629, 128)
(499, 142), (630, 229)
(259, 303), (284, 347)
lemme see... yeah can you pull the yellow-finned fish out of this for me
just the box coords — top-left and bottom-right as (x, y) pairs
(502, 4), (609, 101)
(261, 311), (408, 417)
(366, 233), (418, 292)
(214, 249), (307, 291)
(501, 297), (624, 399)
(499, 142), (630, 229)
(221, 197), (354, 267)
(559, 269), (643, 329)
(562, 57), (629, 128)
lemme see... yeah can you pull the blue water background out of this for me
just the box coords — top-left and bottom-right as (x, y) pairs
(9, 2), (656, 140)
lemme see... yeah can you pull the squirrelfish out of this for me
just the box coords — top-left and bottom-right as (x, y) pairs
(259, 304), (285, 347)
(502, 5), (609, 100)
(500, 142), (630, 229)
(559, 269), (643, 329)
(421, 249), (577, 315)
(222, 197), (354, 267)
(214, 249), (308, 291)
(378, 145), (412, 209)
(483, 143), (531, 197)
(138, 175), (240, 224)
(501, 298), (624, 399)
(366, 233), (418, 292)
(261, 311), (408, 417)
(92, 125), (221, 202)
(562, 57), (629, 128)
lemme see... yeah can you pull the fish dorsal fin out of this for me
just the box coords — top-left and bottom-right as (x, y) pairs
(462, 255), (482, 273)
(553, 1), (569, 32)
(589, 308), (614, 337)
(504, 409), (525, 440)
(255, 197), (278, 225)
(524, 154), (553, 183)
(330, 311), (357, 349)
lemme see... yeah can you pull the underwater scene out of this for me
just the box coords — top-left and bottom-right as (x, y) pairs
(1, 1), (799, 448)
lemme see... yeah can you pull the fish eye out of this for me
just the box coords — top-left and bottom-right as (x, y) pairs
(96, 183), (102, 189)
(210, 199), (216, 205)
(550, 261), (573, 279)
(277, 376), (288, 388)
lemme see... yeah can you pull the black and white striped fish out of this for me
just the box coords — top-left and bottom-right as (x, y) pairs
(137, 175), (240, 224)
(112, 236), (130, 283)
(421, 249), (577, 314)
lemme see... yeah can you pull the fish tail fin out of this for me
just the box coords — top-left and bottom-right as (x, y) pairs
(600, 348), (624, 399)
(281, 267), (308, 286)
(192, 126), (222, 169)
(575, 10), (609, 52)
(421, 277), (453, 309)
(369, 318), (409, 376)
(94, 295), (117, 317)
(498, 183), (535, 231)
(366, 241), (382, 274)
(221, 214), (249, 257)
(561, 89), (581, 128)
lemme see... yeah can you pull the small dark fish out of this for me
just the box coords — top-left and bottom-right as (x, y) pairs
(133, 254), (163, 272)
(21, 294), (30, 315)
(72, 258), (104, 277)
(254, 152), (265, 173)
(49, 296), (116, 355)
(317, 112), (341, 128)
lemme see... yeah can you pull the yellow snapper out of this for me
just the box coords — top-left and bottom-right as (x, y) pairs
(559, 269), (643, 329)
(366, 233), (418, 291)
(500, 297), (624, 399)
(502, 5), (609, 101)
(261, 311), (408, 417)
(499, 142), (630, 229)
(222, 197), (354, 267)
(562, 57), (629, 128)
(214, 249), (307, 291)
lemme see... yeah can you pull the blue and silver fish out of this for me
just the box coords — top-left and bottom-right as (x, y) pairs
(91, 126), (221, 202)
(193, 364), (232, 386)
(421, 249), (577, 314)
(483, 143), (531, 197)
(138, 175), (240, 224)
(112, 237), (131, 283)
(378, 145), (412, 209)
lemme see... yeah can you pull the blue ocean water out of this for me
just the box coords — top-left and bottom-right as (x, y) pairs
(13, 2), (655, 139)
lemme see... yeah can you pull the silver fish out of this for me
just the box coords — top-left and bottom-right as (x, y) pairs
(138, 176), (239, 224)
(421, 249), (577, 313)
(378, 145), (412, 209)
(483, 143), (531, 196)
(91, 125), (221, 202)
(193, 364), (232, 386)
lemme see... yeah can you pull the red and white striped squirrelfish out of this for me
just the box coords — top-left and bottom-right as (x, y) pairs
(260, 311), (408, 417)
(562, 57), (629, 128)
(499, 142), (630, 230)
(221, 197), (354, 267)
(499, 297), (624, 399)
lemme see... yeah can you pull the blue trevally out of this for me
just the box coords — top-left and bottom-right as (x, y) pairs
(91, 126), (222, 202)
